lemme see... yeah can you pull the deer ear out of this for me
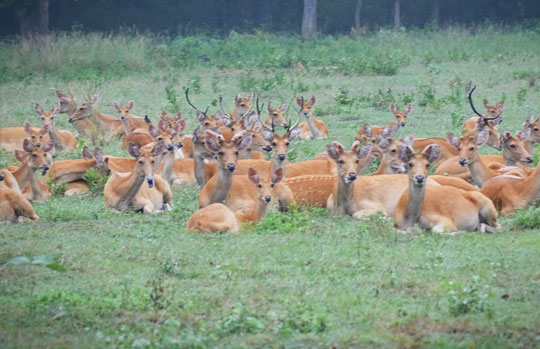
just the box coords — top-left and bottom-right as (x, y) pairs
(272, 167), (284, 184)
(496, 100), (505, 109)
(363, 124), (372, 138)
(389, 103), (397, 115)
(158, 118), (168, 133)
(235, 132), (253, 152)
(127, 100), (134, 110)
(15, 150), (25, 162)
(520, 128), (531, 142)
(405, 103), (413, 114)
(34, 104), (43, 115)
(296, 97), (302, 106)
(358, 145), (372, 159)
(24, 122), (32, 136)
(91, 94), (98, 104)
(23, 139), (33, 152)
(397, 144), (415, 163)
(247, 167), (260, 185)
(177, 119), (186, 134)
(402, 134), (415, 146)
(196, 110), (206, 123)
(43, 140), (55, 153)
(94, 148), (103, 162)
(127, 143), (140, 158)
(483, 99), (489, 108)
(82, 146), (93, 160)
(310, 96), (316, 106)
(152, 141), (165, 157)
(423, 144), (441, 165)
(52, 102), (61, 115)
(288, 127), (301, 142)
(112, 101), (121, 111)
(326, 143), (340, 161)
(476, 128), (490, 146)
(41, 123), (50, 136)
(280, 102), (288, 113)
(148, 124), (159, 138)
(445, 132), (460, 148)
(56, 90), (68, 100)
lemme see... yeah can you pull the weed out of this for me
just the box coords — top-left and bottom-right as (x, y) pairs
(445, 276), (492, 316)
(511, 206), (540, 229)
(83, 168), (109, 196)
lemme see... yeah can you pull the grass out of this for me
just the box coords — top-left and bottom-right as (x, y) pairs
(1, 27), (540, 347)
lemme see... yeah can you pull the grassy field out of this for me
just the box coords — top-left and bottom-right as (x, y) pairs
(1, 27), (540, 347)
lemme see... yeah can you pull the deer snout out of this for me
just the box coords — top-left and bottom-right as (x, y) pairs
(347, 173), (357, 182)
(303, 112), (309, 116)
(167, 144), (174, 152)
(36, 143), (41, 148)
(401, 122), (406, 127)
(226, 163), (236, 172)
(263, 145), (272, 152)
(146, 177), (155, 188)
(277, 154), (286, 161)
(282, 123), (289, 128)
(0, 173), (4, 181)
(414, 175), (425, 185)
(459, 158), (468, 166)
(176, 142), (183, 149)
(264, 196), (272, 203)
(120, 116), (126, 121)
(526, 157), (534, 164)
(41, 165), (50, 175)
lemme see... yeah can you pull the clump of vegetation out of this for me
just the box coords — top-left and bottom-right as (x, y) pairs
(445, 276), (492, 316)
(83, 168), (109, 196)
(511, 206), (540, 229)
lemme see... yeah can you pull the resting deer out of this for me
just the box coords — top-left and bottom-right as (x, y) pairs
(435, 128), (532, 186)
(113, 100), (148, 134)
(368, 134), (412, 175)
(56, 90), (100, 140)
(480, 150), (540, 215)
(412, 133), (460, 166)
(198, 130), (252, 208)
(35, 102), (77, 153)
(355, 122), (399, 159)
(264, 101), (289, 128)
(0, 122), (50, 153)
(47, 146), (110, 196)
(10, 139), (54, 203)
(187, 167), (283, 233)
(393, 143), (499, 233)
(296, 96), (328, 139)
(354, 103), (410, 143)
(0, 173), (39, 223)
(462, 85), (503, 150)
(70, 94), (125, 140)
(104, 142), (172, 214)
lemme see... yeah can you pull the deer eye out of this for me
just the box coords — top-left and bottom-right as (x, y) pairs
(391, 149), (396, 153)
(138, 160), (143, 164)
(426, 164), (429, 168)
(218, 151), (224, 156)
(469, 147), (475, 151)
(510, 144), (516, 148)
(158, 137), (163, 141)
(271, 183), (275, 187)
(32, 154), (37, 158)
(41, 117), (44, 120)
(235, 151), (239, 155)
(534, 128), (539, 132)
(285, 142), (290, 146)
(272, 142), (277, 146)
(339, 160), (344, 164)
(204, 122), (209, 126)
(273, 113), (278, 117)
(355, 159), (359, 163)
(257, 184), (262, 188)
(151, 160), (155, 164)
(409, 163), (414, 168)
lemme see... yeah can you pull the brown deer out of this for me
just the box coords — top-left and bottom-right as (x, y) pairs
(0, 122), (50, 153)
(35, 102), (77, 152)
(296, 96), (328, 139)
(70, 94), (125, 140)
(0, 173), (39, 223)
(462, 85), (503, 150)
(187, 167), (284, 233)
(231, 93), (253, 120)
(104, 142), (172, 214)
(264, 101), (289, 128)
(112, 100), (149, 134)
(522, 116), (540, 154)
(393, 143), (499, 233)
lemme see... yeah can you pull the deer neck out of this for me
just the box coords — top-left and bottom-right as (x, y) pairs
(28, 173), (46, 202)
(235, 200), (269, 225)
(158, 152), (175, 184)
(334, 177), (354, 215)
(523, 163), (540, 203)
(193, 144), (208, 187)
(304, 114), (322, 138)
(48, 123), (65, 151)
(116, 169), (146, 212)
(121, 118), (131, 134)
(468, 157), (491, 187)
(209, 165), (234, 204)
(239, 148), (251, 160)
(12, 162), (34, 188)
(272, 158), (287, 178)
(403, 180), (426, 230)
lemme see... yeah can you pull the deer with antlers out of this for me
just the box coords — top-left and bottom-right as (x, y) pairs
(264, 101), (289, 128)
(187, 167), (283, 233)
(462, 85), (503, 149)
(104, 142), (172, 214)
(35, 102), (77, 153)
(393, 143), (499, 233)
(231, 93), (253, 120)
(296, 96), (328, 139)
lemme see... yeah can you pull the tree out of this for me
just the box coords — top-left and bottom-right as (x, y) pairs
(432, 0), (440, 26)
(301, 0), (317, 40)
(354, 0), (363, 29)
(393, 0), (401, 30)
(256, 0), (272, 29)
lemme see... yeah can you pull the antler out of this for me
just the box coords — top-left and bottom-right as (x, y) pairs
(293, 96), (304, 114)
(467, 85), (484, 118)
(219, 95), (232, 118)
(286, 117), (300, 134)
(256, 98), (274, 133)
(185, 88), (209, 116)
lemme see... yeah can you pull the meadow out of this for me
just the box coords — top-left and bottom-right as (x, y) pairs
(1, 26), (540, 347)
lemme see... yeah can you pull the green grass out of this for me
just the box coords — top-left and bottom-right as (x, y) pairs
(1, 28), (540, 347)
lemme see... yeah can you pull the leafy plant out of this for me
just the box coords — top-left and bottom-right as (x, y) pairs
(446, 276), (492, 316)
(164, 84), (181, 112)
(511, 206), (540, 229)
(47, 178), (68, 197)
(219, 303), (265, 335)
(83, 168), (110, 196)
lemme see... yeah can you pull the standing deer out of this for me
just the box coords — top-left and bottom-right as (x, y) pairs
(187, 167), (284, 233)
(393, 143), (499, 233)
(104, 142), (172, 214)
(296, 96), (328, 139)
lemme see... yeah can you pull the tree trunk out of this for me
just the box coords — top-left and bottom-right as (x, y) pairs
(431, 0), (440, 26)
(256, 0), (272, 29)
(301, 0), (317, 40)
(354, 0), (363, 29)
(38, 0), (49, 34)
(393, 0), (401, 30)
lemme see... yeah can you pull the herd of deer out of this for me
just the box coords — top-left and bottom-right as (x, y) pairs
(1, 85), (539, 234)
